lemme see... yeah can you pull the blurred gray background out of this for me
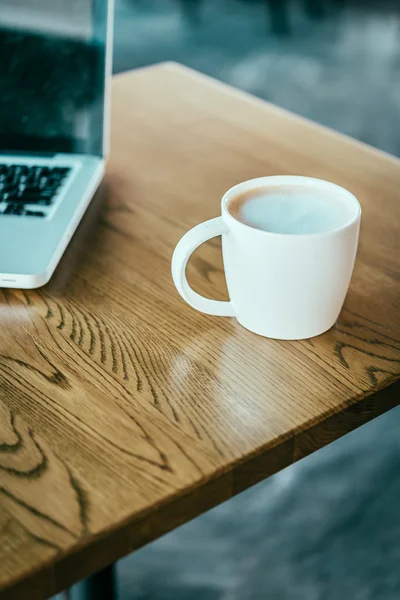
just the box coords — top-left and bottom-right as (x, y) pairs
(111, 1), (400, 598)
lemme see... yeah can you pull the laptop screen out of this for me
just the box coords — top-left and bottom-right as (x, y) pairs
(0, 0), (108, 156)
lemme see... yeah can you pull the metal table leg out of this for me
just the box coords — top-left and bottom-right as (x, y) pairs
(69, 564), (116, 600)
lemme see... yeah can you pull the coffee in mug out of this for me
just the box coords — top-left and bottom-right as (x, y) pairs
(227, 185), (356, 235)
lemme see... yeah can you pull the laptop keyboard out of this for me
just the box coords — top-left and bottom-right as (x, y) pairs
(0, 164), (71, 218)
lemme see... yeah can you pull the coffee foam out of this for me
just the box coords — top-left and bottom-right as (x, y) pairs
(227, 185), (354, 234)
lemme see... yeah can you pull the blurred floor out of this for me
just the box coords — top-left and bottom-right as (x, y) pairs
(114, 0), (400, 155)
(118, 408), (400, 600)
(110, 2), (400, 599)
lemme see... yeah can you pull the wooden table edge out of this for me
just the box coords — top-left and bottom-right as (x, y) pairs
(2, 381), (398, 600)
(114, 61), (400, 170)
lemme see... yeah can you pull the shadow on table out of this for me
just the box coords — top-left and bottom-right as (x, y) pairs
(44, 183), (109, 296)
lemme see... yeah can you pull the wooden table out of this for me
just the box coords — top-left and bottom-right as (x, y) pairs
(1, 63), (399, 600)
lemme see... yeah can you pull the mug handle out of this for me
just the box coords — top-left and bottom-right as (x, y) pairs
(171, 217), (235, 316)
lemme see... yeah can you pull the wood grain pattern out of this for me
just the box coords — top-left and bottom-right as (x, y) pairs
(0, 63), (399, 600)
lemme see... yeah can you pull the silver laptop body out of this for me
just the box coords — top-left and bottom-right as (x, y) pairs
(0, 0), (113, 288)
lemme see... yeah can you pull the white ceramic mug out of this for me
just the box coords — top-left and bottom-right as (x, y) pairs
(171, 176), (361, 340)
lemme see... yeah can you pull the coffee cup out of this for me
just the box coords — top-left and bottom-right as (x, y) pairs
(171, 176), (361, 340)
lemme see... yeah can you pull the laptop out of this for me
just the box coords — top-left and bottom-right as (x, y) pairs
(0, 0), (113, 288)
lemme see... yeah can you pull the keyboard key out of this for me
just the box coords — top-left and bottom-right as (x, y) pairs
(5, 194), (21, 203)
(39, 189), (56, 198)
(5, 203), (25, 215)
(15, 190), (54, 203)
(25, 210), (45, 217)
(13, 194), (50, 205)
